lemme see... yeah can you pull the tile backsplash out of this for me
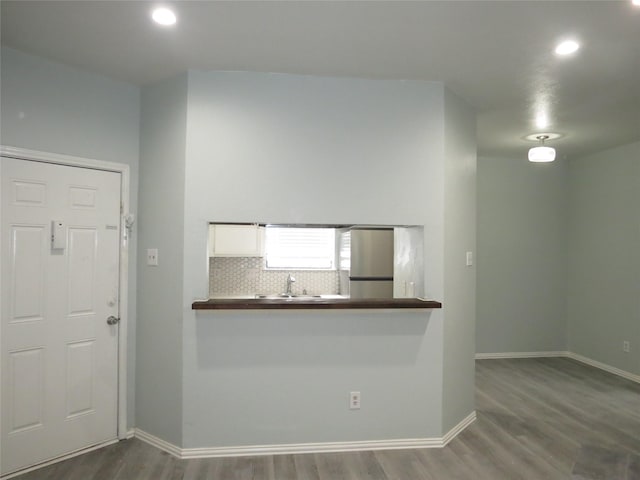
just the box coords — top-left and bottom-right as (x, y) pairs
(209, 257), (340, 297)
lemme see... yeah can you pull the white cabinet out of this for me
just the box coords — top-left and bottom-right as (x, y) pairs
(209, 224), (264, 257)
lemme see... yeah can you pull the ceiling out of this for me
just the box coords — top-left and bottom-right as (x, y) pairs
(2, 1), (639, 160)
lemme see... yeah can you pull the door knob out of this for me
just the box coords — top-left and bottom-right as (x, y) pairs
(107, 316), (120, 325)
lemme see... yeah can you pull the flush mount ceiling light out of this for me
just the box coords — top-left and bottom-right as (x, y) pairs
(151, 7), (176, 26)
(528, 135), (556, 162)
(555, 40), (580, 56)
(633, 0), (640, 6)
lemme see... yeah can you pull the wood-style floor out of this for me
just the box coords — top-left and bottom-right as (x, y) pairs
(12, 358), (640, 479)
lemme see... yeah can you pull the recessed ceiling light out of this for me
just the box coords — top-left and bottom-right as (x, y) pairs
(633, 0), (640, 6)
(152, 7), (176, 26)
(555, 40), (580, 56)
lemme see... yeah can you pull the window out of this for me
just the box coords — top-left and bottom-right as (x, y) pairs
(265, 227), (336, 270)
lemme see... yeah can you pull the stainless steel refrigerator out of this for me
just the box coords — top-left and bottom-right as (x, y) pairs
(347, 228), (394, 298)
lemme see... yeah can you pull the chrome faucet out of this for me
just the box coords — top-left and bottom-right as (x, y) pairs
(285, 273), (296, 295)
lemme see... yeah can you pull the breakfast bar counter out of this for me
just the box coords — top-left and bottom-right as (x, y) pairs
(192, 297), (442, 310)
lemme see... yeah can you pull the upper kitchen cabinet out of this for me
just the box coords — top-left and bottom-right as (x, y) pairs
(208, 224), (264, 257)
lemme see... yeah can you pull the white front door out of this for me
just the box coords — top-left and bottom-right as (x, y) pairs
(1, 157), (121, 475)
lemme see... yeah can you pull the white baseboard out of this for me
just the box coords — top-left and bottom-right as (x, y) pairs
(441, 411), (476, 446)
(475, 351), (569, 360)
(567, 352), (640, 384)
(475, 350), (640, 384)
(181, 438), (443, 459)
(135, 412), (476, 460)
(134, 428), (182, 458)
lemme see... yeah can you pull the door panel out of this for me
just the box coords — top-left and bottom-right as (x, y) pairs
(1, 157), (122, 475)
(10, 225), (46, 322)
(67, 227), (98, 315)
(9, 347), (44, 433)
(65, 340), (96, 418)
(12, 179), (46, 206)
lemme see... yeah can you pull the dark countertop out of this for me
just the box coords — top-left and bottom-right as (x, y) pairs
(192, 297), (442, 310)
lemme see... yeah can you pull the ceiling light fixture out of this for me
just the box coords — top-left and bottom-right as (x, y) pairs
(528, 135), (556, 162)
(151, 7), (176, 26)
(555, 40), (580, 56)
(633, 0), (640, 6)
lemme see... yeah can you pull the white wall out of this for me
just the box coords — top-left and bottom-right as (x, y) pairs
(0, 48), (139, 166)
(180, 71), (474, 448)
(2, 47), (478, 449)
(476, 154), (568, 354)
(568, 141), (640, 375)
(442, 89), (477, 430)
(136, 74), (188, 445)
(0, 47), (140, 426)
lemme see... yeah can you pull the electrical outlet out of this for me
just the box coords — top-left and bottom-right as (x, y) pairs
(623, 341), (630, 353)
(349, 391), (361, 410)
(147, 248), (158, 266)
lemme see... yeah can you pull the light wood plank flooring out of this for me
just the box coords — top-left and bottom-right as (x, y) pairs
(12, 358), (640, 479)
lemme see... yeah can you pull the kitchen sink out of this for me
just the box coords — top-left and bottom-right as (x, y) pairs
(255, 294), (322, 300)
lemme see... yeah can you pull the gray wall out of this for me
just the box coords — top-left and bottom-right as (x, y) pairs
(476, 154), (568, 354)
(0, 47), (140, 427)
(476, 140), (640, 380)
(136, 74), (188, 445)
(442, 89), (477, 431)
(180, 71), (476, 448)
(567, 141), (640, 375)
